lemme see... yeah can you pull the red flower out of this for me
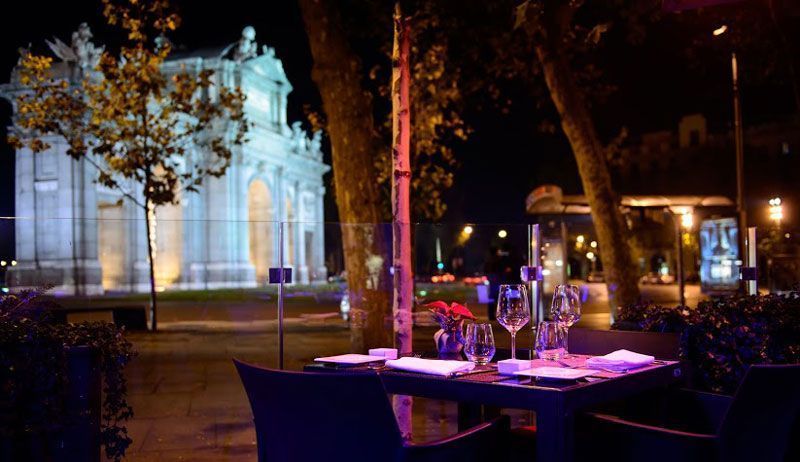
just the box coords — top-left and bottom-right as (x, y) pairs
(450, 302), (476, 320)
(423, 300), (475, 321)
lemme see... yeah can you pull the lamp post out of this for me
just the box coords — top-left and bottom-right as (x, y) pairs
(675, 210), (693, 307)
(713, 25), (747, 282)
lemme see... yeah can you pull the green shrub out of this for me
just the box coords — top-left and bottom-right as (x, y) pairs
(614, 292), (800, 394)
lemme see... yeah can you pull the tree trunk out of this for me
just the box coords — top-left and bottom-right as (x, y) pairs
(534, 44), (640, 321)
(391, 2), (414, 442)
(299, 0), (392, 351)
(391, 2), (414, 360)
(143, 198), (159, 331)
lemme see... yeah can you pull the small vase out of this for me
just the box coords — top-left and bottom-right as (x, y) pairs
(434, 320), (465, 360)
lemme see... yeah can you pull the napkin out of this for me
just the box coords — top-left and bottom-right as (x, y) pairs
(385, 357), (475, 376)
(585, 349), (654, 372)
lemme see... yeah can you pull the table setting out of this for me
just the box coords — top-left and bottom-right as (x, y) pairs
(312, 284), (674, 384)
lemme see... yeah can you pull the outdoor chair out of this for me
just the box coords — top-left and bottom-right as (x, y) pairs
(579, 364), (800, 462)
(233, 359), (510, 462)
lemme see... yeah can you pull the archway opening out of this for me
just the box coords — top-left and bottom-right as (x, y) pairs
(248, 180), (274, 285)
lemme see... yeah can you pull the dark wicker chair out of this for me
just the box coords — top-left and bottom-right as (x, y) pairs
(233, 359), (510, 462)
(580, 364), (800, 462)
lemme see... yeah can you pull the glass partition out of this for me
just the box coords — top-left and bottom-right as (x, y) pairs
(4, 216), (796, 458)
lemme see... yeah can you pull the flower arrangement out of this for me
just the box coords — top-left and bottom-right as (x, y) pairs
(424, 300), (476, 331)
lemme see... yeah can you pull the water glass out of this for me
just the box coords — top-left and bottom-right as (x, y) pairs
(464, 323), (496, 365)
(534, 321), (566, 361)
(550, 284), (582, 355)
(496, 284), (530, 360)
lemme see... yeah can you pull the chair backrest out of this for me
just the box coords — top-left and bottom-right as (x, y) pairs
(568, 328), (681, 360)
(233, 359), (404, 462)
(718, 364), (800, 462)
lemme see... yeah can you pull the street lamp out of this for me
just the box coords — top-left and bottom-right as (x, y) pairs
(673, 210), (694, 307)
(769, 197), (783, 225)
(712, 24), (747, 270)
(497, 229), (508, 239)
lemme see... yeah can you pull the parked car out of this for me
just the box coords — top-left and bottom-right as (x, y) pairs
(586, 271), (605, 283)
(640, 272), (675, 284)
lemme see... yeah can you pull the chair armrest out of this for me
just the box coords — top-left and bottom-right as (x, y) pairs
(583, 412), (718, 460)
(402, 415), (510, 462)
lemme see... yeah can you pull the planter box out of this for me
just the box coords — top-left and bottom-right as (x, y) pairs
(0, 346), (101, 462)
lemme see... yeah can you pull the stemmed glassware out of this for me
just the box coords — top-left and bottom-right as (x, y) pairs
(550, 284), (582, 357)
(496, 284), (530, 360)
(464, 323), (496, 365)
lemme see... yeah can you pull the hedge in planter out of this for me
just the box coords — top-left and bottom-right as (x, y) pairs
(0, 288), (136, 461)
(613, 292), (800, 394)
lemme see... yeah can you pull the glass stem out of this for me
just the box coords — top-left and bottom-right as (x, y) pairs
(511, 332), (516, 360)
(564, 326), (569, 355)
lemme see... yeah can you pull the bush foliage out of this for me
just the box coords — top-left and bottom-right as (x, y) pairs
(613, 292), (800, 394)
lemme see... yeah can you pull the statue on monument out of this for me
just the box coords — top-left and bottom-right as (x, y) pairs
(309, 130), (322, 157)
(45, 23), (104, 77)
(233, 26), (259, 63)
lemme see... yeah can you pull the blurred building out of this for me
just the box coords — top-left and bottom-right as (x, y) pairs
(1, 26), (329, 295)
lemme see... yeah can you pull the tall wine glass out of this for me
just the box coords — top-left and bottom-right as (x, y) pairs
(496, 284), (530, 360)
(550, 284), (582, 356)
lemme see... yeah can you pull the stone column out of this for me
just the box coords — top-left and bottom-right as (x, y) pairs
(315, 185), (328, 282)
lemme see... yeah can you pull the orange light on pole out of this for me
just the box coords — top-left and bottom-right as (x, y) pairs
(769, 197), (783, 224)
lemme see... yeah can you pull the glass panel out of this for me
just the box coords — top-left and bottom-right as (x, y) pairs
(0, 216), (279, 459)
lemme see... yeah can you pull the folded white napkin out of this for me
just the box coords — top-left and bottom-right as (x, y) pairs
(585, 349), (655, 372)
(385, 357), (475, 376)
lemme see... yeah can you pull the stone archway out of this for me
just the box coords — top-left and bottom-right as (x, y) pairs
(248, 179), (274, 285)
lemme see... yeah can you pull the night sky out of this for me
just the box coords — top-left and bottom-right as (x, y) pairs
(1, 0), (797, 260)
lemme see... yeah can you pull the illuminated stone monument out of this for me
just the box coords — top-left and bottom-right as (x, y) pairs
(2, 26), (329, 294)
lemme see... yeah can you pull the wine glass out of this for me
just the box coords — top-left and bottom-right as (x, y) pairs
(550, 284), (582, 356)
(534, 321), (566, 360)
(464, 323), (496, 365)
(495, 284), (530, 360)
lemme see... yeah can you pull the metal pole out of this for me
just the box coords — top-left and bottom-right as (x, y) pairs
(746, 226), (758, 295)
(676, 218), (686, 306)
(732, 52), (748, 288)
(278, 223), (285, 370)
(530, 224), (543, 325)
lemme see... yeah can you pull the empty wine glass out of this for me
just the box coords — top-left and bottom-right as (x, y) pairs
(550, 284), (582, 356)
(534, 321), (566, 360)
(496, 284), (530, 360)
(464, 323), (496, 365)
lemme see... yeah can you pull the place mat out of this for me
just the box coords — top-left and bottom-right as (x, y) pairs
(529, 355), (676, 378)
(455, 371), (516, 383)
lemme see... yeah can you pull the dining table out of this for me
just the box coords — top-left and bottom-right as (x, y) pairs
(305, 354), (683, 462)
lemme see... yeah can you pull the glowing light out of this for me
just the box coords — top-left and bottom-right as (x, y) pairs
(712, 25), (728, 36)
(419, 290), (428, 297)
(769, 197), (783, 223)
(555, 259), (563, 267)
(1, 287), (8, 293)
(680, 212), (693, 230)
(436, 262), (445, 270)
(541, 269), (551, 276)
(786, 233), (791, 239)
(586, 252), (595, 260)
(498, 229), (508, 238)
(463, 225), (474, 235)
(0, 261), (5, 267)
(10, 260), (16, 266)
(590, 240), (597, 248)
(576, 235), (585, 244)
